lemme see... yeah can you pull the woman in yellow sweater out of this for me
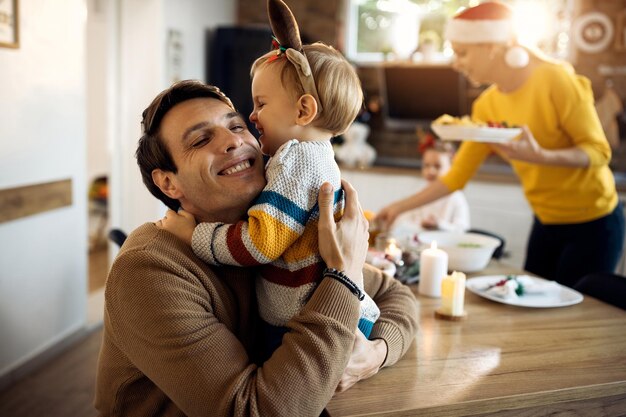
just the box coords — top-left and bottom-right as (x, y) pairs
(376, 1), (624, 288)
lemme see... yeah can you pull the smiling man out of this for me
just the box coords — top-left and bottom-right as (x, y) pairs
(94, 80), (418, 417)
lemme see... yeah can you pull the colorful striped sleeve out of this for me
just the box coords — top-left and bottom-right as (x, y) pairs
(191, 140), (342, 266)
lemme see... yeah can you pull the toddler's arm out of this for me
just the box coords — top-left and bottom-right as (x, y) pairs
(193, 140), (341, 267)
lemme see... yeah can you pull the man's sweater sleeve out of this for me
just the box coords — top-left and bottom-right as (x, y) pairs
(363, 263), (419, 366)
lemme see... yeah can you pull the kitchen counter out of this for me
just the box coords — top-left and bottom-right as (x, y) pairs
(342, 159), (626, 193)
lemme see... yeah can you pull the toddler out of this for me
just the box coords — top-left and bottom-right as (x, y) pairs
(161, 0), (379, 357)
(389, 135), (470, 244)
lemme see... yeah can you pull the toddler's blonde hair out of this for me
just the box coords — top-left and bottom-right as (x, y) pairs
(251, 42), (364, 136)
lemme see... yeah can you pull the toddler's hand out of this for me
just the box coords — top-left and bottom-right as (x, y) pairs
(156, 209), (196, 246)
(421, 214), (439, 230)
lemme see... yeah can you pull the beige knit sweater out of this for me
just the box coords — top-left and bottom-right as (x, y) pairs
(94, 223), (418, 417)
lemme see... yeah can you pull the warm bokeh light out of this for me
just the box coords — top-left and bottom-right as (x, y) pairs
(392, 12), (420, 58)
(513, 1), (552, 46)
(375, 0), (421, 59)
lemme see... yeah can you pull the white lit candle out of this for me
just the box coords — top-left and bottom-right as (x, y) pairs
(418, 241), (448, 298)
(439, 271), (466, 317)
(385, 241), (403, 263)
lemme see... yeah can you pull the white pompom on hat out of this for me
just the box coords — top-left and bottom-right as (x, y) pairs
(445, 1), (517, 44)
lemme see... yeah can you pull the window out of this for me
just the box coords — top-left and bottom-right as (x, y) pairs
(345, 0), (572, 63)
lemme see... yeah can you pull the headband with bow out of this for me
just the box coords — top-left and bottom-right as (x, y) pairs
(266, 0), (323, 113)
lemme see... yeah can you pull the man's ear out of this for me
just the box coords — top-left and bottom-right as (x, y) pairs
(295, 94), (318, 126)
(152, 169), (183, 200)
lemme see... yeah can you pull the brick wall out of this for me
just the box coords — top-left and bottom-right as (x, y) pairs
(237, 0), (345, 50)
(570, 0), (626, 100)
(569, 0), (626, 171)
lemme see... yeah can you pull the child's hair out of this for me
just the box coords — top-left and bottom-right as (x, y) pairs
(418, 131), (455, 157)
(251, 42), (364, 136)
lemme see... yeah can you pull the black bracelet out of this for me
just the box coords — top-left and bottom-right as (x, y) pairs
(323, 268), (365, 301)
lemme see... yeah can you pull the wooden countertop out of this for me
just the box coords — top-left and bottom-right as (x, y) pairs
(326, 263), (626, 416)
(342, 163), (626, 193)
(342, 163), (522, 186)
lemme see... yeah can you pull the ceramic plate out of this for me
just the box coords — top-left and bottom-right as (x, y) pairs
(431, 124), (522, 143)
(466, 275), (584, 308)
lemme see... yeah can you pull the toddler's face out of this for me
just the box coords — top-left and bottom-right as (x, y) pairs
(421, 149), (451, 182)
(249, 64), (300, 156)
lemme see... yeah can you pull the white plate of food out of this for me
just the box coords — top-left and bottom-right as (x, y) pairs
(466, 275), (583, 308)
(431, 124), (522, 143)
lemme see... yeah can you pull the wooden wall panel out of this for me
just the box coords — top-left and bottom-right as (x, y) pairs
(0, 179), (72, 224)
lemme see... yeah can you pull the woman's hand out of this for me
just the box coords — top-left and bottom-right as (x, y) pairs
(492, 125), (590, 167)
(491, 126), (545, 163)
(335, 331), (387, 393)
(156, 209), (196, 246)
(317, 180), (368, 286)
(374, 203), (401, 232)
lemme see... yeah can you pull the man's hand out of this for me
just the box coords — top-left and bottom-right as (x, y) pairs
(335, 331), (387, 393)
(156, 209), (196, 246)
(317, 180), (368, 286)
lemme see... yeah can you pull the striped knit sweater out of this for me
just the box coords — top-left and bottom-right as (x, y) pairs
(192, 139), (379, 334)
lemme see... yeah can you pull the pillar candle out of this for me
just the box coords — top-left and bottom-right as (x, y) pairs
(440, 271), (466, 316)
(385, 241), (403, 263)
(418, 241), (448, 297)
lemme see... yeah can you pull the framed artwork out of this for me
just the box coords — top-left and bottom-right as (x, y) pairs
(0, 0), (18, 49)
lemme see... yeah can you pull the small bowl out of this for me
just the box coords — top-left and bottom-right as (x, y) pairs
(417, 231), (500, 273)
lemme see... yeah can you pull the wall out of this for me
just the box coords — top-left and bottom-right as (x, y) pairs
(0, 0), (88, 381)
(237, 0), (345, 48)
(569, 0), (626, 175)
(86, 0), (114, 184)
(571, 0), (626, 102)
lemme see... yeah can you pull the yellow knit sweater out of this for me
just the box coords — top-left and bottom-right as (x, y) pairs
(441, 61), (617, 224)
(94, 223), (418, 417)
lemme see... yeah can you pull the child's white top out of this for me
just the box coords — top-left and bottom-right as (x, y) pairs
(390, 190), (470, 244)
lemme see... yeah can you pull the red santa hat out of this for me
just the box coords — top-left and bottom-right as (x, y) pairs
(445, 1), (517, 44)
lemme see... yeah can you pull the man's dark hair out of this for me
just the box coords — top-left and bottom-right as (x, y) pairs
(135, 80), (235, 210)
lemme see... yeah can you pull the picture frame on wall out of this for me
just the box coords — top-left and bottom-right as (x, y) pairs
(0, 0), (18, 49)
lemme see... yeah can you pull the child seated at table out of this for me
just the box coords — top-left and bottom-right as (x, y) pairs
(389, 134), (470, 244)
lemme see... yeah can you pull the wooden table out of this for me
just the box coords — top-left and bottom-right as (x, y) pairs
(326, 263), (626, 416)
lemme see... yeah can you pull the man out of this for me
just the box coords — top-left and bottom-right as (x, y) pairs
(95, 80), (418, 416)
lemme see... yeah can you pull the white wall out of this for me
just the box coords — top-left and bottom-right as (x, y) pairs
(0, 0), (88, 378)
(86, 0), (115, 183)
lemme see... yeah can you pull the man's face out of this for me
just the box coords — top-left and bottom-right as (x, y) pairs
(158, 97), (266, 223)
(249, 64), (300, 156)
